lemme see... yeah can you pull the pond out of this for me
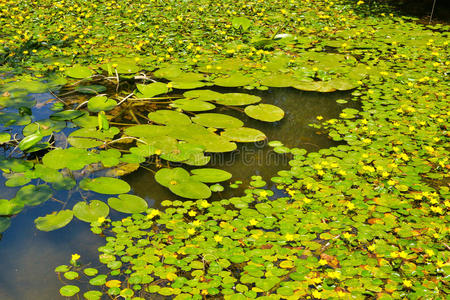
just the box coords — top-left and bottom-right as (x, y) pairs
(0, 87), (357, 299)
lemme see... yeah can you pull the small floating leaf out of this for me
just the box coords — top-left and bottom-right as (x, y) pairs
(221, 127), (266, 142)
(148, 110), (192, 126)
(192, 113), (243, 128)
(50, 110), (85, 121)
(35, 210), (74, 231)
(168, 179), (211, 199)
(183, 89), (223, 101)
(0, 199), (24, 216)
(73, 200), (109, 223)
(124, 124), (171, 139)
(108, 194), (148, 214)
(15, 184), (53, 206)
(83, 290), (103, 300)
(155, 168), (190, 187)
(87, 96), (117, 112)
(214, 93), (261, 106)
(80, 177), (131, 194)
(136, 82), (168, 98)
(191, 168), (232, 183)
(244, 104), (284, 122)
(59, 285), (80, 297)
(0, 217), (11, 233)
(65, 65), (93, 79)
(171, 99), (216, 111)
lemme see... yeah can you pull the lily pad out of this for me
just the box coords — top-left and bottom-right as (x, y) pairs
(155, 168), (190, 187)
(221, 127), (267, 142)
(191, 113), (243, 128)
(171, 99), (216, 111)
(170, 81), (206, 90)
(50, 110), (85, 121)
(169, 179), (212, 199)
(0, 217), (11, 233)
(148, 110), (192, 126)
(35, 210), (74, 231)
(214, 93), (261, 106)
(124, 124), (171, 139)
(183, 90), (223, 101)
(191, 168), (232, 183)
(244, 104), (284, 122)
(80, 177), (131, 194)
(73, 200), (110, 223)
(108, 194), (148, 213)
(65, 65), (93, 79)
(14, 184), (53, 206)
(0, 199), (24, 216)
(87, 96), (117, 112)
(136, 82), (168, 98)
(101, 59), (140, 74)
(59, 285), (80, 297)
(213, 74), (254, 87)
(68, 127), (119, 148)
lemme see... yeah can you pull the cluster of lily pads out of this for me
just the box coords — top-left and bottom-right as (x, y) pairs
(0, 0), (449, 299)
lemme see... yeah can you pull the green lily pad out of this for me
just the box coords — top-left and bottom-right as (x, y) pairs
(42, 148), (99, 170)
(136, 82), (169, 98)
(171, 99), (216, 111)
(108, 194), (148, 213)
(168, 179), (212, 199)
(87, 96), (117, 112)
(83, 290), (103, 300)
(0, 199), (24, 216)
(68, 127), (119, 148)
(148, 110), (192, 125)
(221, 127), (267, 142)
(0, 132), (11, 143)
(35, 210), (74, 231)
(191, 113), (243, 128)
(80, 177), (131, 194)
(65, 65), (94, 79)
(23, 119), (66, 137)
(73, 200), (110, 223)
(183, 90), (223, 101)
(213, 74), (254, 87)
(191, 168), (232, 183)
(155, 168), (190, 187)
(0, 217), (11, 233)
(101, 59), (140, 74)
(75, 85), (107, 94)
(14, 184), (53, 206)
(244, 104), (284, 122)
(59, 285), (80, 297)
(214, 93), (261, 106)
(50, 110), (85, 121)
(170, 81), (206, 90)
(292, 81), (321, 91)
(260, 74), (300, 87)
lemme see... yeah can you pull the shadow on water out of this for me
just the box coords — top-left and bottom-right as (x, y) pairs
(0, 87), (359, 300)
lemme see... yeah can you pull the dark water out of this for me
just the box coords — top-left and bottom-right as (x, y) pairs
(0, 87), (358, 300)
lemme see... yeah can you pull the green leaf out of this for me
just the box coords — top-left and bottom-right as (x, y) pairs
(108, 194), (148, 213)
(35, 210), (74, 231)
(59, 285), (80, 297)
(232, 17), (252, 31)
(191, 168), (232, 183)
(73, 200), (110, 223)
(171, 99), (216, 112)
(155, 168), (190, 187)
(14, 184), (53, 206)
(192, 113), (243, 128)
(80, 177), (131, 194)
(244, 104), (284, 122)
(221, 127), (266, 142)
(0, 199), (24, 216)
(83, 290), (103, 300)
(148, 110), (192, 126)
(169, 179), (212, 199)
(136, 82), (169, 98)
(87, 96), (117, 112)
(65, 65), (93, 79)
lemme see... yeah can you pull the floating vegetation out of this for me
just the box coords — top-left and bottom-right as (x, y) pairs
(0, 0), (449, 299)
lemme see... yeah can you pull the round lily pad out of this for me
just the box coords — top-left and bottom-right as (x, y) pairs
(170, 81), (206, 90)
(136, 82), (169, 98)
(87, 96), (117, 112)
(50, 110), (85, 121)
(213, 74), (254, 87)
(168, 179), (212, 199)
(191, 113), (243, 128)
(191, 168), (232, 183)
(65, 65), (93, 79)
(221, 127), (266, 142)
(0, 217), (11, 233)
(148, 110), (192, 125)
(171, 99), (216, 111)
(14, 184), (53, 206)
(59, 285), (80, 297)
(73, 200), (110, 223)
(83, 290), (103, 300)
(80, 177), (131, 194)
(155, 168), (190, 187)
(101, 59), (140, 74)
(68, 127), (119, 148)
(214, 93), (261, 106)
(244, 104), (284, 122)
(259, 74), (300, 87)
(35, 210), (74, 231)
(0, 199), (24, 216)
(183, 90), (223, 101)
(108, 194), (148, 213)
(124, 125), (171, 139)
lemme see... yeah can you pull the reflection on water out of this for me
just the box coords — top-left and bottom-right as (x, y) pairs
(0, 87), (358, 299)
(126, 87), (358, 203)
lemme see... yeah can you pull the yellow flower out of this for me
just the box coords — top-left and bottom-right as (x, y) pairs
(312, 290), (322, 298)
(249, 219), (258, 226)
(187, 228), (196, 235)
(97, 216), (106, 223)
(398, 251), (408, 259)
(425, 249), (434, 256)
(188, 210), (197, 217)
(71, 253), (80, 261)
(319, 259), (328, 266)
(343, 232), (352, 239)
(200, 200), (211, 208)
(259, 191), (268, 197)
(285, 233), (295, 241)
(192, 220), (202, 227)
(403, 279), (412, 288)
(214, 235), (223, 243)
